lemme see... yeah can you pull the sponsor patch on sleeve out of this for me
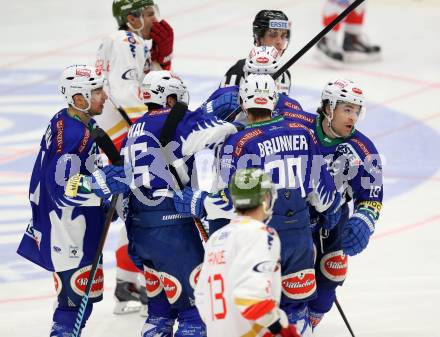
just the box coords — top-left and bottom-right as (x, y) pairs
(234, 129), (263, 157)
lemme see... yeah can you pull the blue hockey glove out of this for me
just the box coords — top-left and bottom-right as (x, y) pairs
(90, 165), (131, 199)
(202, 91), (239, 120)
(341, 210), (375, 256)
(173, 186), (208, 218)
(321, 192), (342, 231)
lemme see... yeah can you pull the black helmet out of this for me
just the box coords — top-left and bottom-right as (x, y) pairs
(253, 10), (291, 45)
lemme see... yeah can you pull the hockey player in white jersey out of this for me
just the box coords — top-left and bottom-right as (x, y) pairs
(16, 64), (131, 337)
(95, 0), (174, 314)
(95, 0), (174, 150)
(195, 168), (301, 337)
(316, 0), (381, 63)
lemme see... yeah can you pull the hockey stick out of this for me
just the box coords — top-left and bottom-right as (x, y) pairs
(320, 231), (356, 336)
(72, 127), (123, 337)
(335, 298), (356, 337)
(158, 101), (209, 242)
(112, 98), (209, 242)
(224, 0), (366, 123)
(107, 94), (133, 126)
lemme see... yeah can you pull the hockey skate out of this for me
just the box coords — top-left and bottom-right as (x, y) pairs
(316, 36), (345, 67)
(113, 279), (148, 315)
(343, 32), (381, 63)
(139, 286), (149, 317)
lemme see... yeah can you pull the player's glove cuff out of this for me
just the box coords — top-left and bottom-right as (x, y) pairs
(65, 173), (92, 198)
(173, 186), (207, 218)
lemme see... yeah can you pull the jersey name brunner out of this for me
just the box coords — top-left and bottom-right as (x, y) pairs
(258, 134), (308, 157)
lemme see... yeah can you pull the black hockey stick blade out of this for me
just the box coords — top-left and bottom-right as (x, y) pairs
(73, 195), (118, 337)
(158, 102), (210, 242)
(117, 106), (133, 126)
(222, 0), (365, 122)
(272, 0), (365, 80)
(91, 127), (123, 166)
(73, 128), (123, 336)
(108, 94), (134, 127)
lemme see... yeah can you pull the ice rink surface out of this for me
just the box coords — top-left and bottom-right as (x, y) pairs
(1, 0), (440, 336)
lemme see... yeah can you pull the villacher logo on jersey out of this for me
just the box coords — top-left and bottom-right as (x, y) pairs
(145, 267), (163, 297)
(282, 269), (316, 300)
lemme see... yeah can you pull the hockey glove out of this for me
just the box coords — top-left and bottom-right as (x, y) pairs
(279, 325), (301, 337)
(173, 186), (208, 219)
(341, 210), (375, 256)
(151, 20), (174, 69)
(90, 165), (131, 199)
(263, 311), (301, 337)
(202, 91), (239, 120)
(264, 324), (300, 337)
(321, 192), (342, 231)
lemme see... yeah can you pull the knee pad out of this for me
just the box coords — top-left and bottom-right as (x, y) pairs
(281, 268), (317, 302)
(52, 303), (93, 335)
(175, 308), (206, 337)
(319, 250), (348, 283)
(308, 285), (337, 314)
(54, 264), (104, 308)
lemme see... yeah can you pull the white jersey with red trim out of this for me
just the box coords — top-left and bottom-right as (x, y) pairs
(95, 30), (150, 149)
(195, 216), (284, 337)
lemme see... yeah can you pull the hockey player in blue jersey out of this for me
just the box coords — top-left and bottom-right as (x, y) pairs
(120, 70), (238, 337)
(280, 78), (383, 329)
(174, 74), (341, 336)
(16, 64), (131, 337)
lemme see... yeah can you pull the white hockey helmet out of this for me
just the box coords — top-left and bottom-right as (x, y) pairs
(239, 74), (278, 111)
(244, 46), (281, 75)
(321, 78), (366, 118)
(59, 64), (105, 112)
(141, 70), (189, 107)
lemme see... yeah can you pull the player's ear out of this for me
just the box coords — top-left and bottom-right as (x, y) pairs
(126, 13), (138, 26)
(166, 96), (177, 108)
(72, 94), (86, 109)
(324, 103), (332, 116)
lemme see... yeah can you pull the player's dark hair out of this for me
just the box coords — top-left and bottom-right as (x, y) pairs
(236, 205), (260, 214)
(146, 103), (163, 110)
(317, 99), (330, 116)
(118, 11), (142, 31)
(253, 10), (290, 45)
(247, 108), (272, 120)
